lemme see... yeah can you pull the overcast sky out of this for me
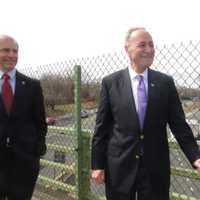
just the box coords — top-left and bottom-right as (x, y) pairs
(1, 0), (200, 68)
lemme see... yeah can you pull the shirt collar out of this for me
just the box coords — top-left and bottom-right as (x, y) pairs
(0, 68), (16, 80)
(128, 66), (148, 82)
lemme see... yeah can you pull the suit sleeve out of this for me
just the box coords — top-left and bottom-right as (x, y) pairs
(33, 81), (47, 156)
(168, 77), (200, 165)
(91, 78), (113, 169)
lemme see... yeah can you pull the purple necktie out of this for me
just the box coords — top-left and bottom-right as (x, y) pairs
(137, 75), (147, 129)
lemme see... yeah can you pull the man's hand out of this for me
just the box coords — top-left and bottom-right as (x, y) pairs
(193, 158), (200, 170)
(91, 170), (105, 184)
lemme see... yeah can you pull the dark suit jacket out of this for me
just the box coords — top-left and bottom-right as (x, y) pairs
(0, 71), (47, 160)
(91, 68), (200, 194)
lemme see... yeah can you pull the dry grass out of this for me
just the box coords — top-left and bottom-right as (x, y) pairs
(46, 101), (97, 117)
(183, 101), (200, 113)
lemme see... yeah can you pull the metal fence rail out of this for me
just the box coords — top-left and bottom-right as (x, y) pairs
(33, 126), (200, 200)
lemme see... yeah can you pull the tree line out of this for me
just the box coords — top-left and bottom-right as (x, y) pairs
(40, 74), (101, 110)
(40, 74), (200, 111)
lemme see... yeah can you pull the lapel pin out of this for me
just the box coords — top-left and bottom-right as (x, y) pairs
(151, 83), (155, 87)
(22, 81), (26, 85)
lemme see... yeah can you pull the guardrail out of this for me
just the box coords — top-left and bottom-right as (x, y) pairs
(36, 126), (200, 200)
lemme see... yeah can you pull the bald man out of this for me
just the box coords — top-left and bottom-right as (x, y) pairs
(0, 35), (47, 199)
(91, 28), (200, 200)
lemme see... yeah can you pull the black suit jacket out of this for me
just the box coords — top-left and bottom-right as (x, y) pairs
(91, 68), (200, 194)
(0, 71), (47, 160)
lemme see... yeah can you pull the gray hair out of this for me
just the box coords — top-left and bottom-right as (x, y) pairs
(0, 34), (18, 49)
(125, 27), (146, 47)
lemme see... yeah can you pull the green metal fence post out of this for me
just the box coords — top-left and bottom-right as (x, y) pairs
(82, 131), (91, 200)
(74, 65), (91, 200)
(74, 65), (82, 200)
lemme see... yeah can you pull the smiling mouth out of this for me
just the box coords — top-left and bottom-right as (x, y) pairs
(4, 61), (16, 63)
(142, 57), (153, 59)
(3, 63), (17, 67)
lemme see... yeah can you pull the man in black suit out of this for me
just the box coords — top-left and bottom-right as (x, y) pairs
(91, 28), (200, 200)
(0, 35), (47, 199)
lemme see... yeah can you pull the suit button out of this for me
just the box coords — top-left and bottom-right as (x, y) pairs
(140, 135), (144, 140)
(135, 155), (140, 159)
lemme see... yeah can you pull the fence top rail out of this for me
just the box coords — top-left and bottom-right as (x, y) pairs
(48, 126), (92, 136)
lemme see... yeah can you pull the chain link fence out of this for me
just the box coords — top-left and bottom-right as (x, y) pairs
(19, 40), (200, 199)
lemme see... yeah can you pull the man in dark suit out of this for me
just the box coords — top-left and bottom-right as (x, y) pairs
(91, 28), (200, 200)
(0, 35), (47, 199)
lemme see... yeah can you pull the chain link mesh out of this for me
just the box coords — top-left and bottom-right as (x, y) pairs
(19, 41), (200, 199)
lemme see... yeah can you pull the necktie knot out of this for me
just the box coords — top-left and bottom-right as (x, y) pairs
(2, 73), (10, 81)
(136, 75), (143, 84)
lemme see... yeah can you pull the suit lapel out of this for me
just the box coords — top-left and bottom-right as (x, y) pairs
(143, 69), (157, 129)
(0, 95), (7, 116)
(121, 68), (140, 130)
(10, 72), (26, 116)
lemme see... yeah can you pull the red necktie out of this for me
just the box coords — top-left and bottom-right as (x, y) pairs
(2, 73), (13, 113)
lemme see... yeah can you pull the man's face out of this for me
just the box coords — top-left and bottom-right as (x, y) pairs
(125, 30), (155, 71)
(0, 37), (18, 72)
